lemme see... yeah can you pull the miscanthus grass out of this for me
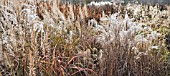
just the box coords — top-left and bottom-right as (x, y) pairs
(0, 0), (170, 76)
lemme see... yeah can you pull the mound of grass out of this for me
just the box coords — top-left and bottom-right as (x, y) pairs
(0, 0), (170, 76)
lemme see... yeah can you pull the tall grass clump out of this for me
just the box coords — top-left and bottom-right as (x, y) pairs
(0, 0), (170, 76)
